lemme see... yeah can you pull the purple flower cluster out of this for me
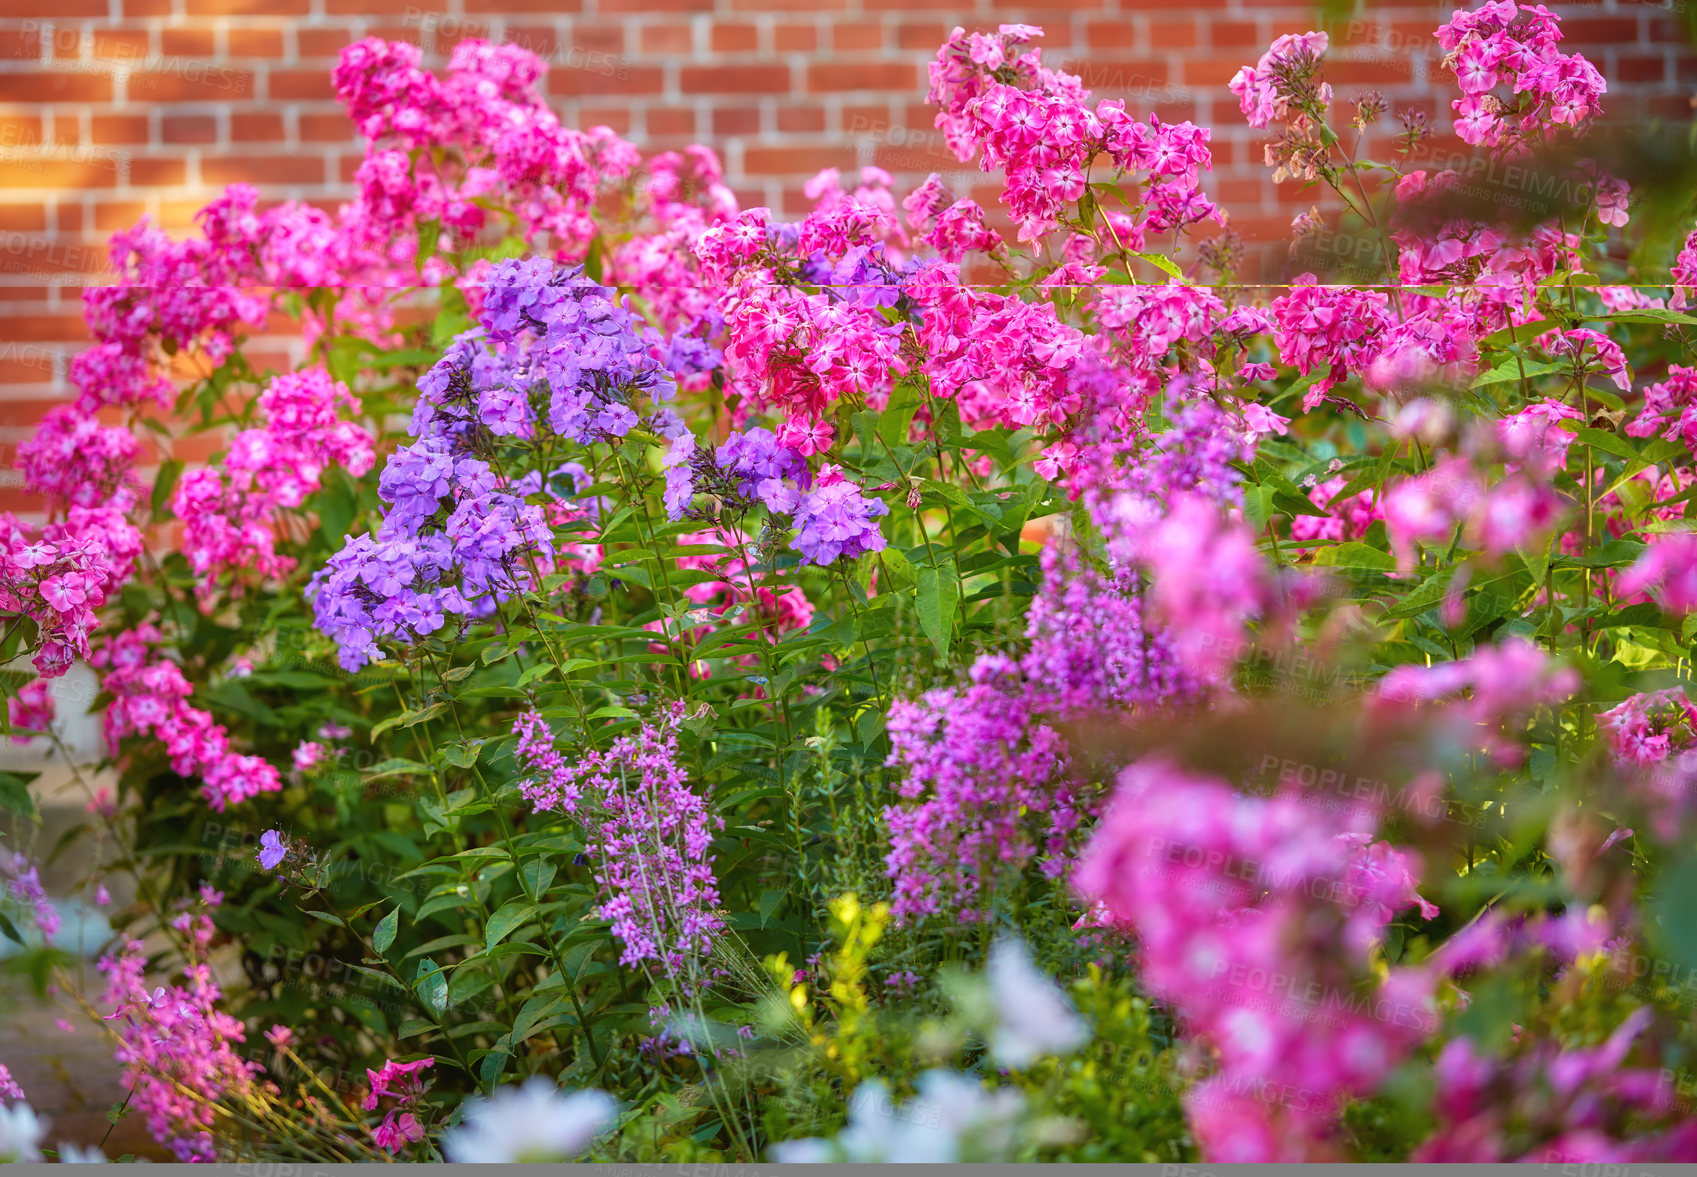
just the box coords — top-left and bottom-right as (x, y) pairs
(663, 429), (888, 567)
(476, 257), (675, 445)
(513, 705), (724, 977)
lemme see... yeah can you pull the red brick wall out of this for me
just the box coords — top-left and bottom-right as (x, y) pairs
(0, 0), (1689, 510)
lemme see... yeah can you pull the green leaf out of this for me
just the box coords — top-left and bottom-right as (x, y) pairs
(305, 910), (347, 928)
(1311, 542), (1396, 572)
(485, 899), (539, 952)
(1383, 568), (1456, 620)
(372, 907), (400, 955)
(0, 772), (39, 823)
(916, 558), (959, 657)
(151, 458), (183, 519)
(415, 961), (449, 1014)
(1131, 250), (1184, 281)
(1572, 427), (1639, 462)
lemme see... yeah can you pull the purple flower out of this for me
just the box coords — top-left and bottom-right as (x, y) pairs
(257, 830), (287, 871)
(789, 465), (888, 565)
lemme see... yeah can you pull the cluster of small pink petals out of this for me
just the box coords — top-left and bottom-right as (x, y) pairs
(1270, 278), (1394, 408)
(98, 895), (264, 1161)
(1435, 0), (1606, 156)
(513, 705), (723, 976)
(905, 261), (1087, 434)
(1076, 758), (1439, 1161)
(1626, 364), (1697, 455)
(1289, 474), (1383, 546)
(1381, 455), (1565, 570)
(7, 678), (54, 742)
(173, 368), (375, 608)
(17, 405), (141, 513)
(1371, 637), (1580, 765)
(926, 24), (1216, 244)
(1618, 533), (1697, 615)
(1538, 327), (1630, 391)
(1228, 31), (1332, 129)
(902, 175), (1003, 263)
(1416, 1008), (1697, 1162)
(0, 507), (140, 678)
(94, 625), (282, 811)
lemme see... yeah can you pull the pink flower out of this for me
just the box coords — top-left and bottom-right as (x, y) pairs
(373, 1110), (423, 1153)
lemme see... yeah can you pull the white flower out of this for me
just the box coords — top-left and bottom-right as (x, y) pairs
(441, 1078), (616, 1163)
(57, 1142), (107, 1163)
(985, 936), (1089, 1067)
(0, 1103), (45, 1162)
(770, 1071), (1025, 1163)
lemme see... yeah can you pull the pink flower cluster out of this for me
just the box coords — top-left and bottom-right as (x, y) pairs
(363, 1057), (433, 1153)
(98, 892), (264, 1162)
(94, 625), (282, 811)
(173, 367), (375, 608)
(513, 705), (723, 977)
(1418, 1009), (1697, 1161)
(1076, 758), (1439, 1161)
(1436, 0), (1607, 155)
(927, 23), (1216, 243)
(0, 507), (141, 678)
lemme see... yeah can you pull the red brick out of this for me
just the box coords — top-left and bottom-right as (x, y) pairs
(464, 0), (582, 9)
(0, 160), (117, 190)
(598, 0), (710, 11)
(128, 158), (189, 187)
(1149, 19), (1199, 50)
(0, 117), (45, 149)
(641, 21), (693, 54)
(712, 105), (761, 135)
(576, 107), (633, 133)
(94, 200), (150, 232)
(776, 104), (826, 134)
(548, 65), (661, 96)
(709, 22), (757, 53)
(93, 115), (151, 145)
(201, 154), (324, 186)
(807, 62), (916, 92)
(645, 106), (697, 137)
(55, 201), (85, 234)
(1208, 20), (1263, 49)
(85, 30), (150, 63)
(0, 73), (112, 103)
(232, 112), (285, 142)
(773, 23), (817, 52)
(0, 205), (48, 233)
(0, 29), (40, 59)
(300, 113), (351, 142)
(124, 0), (174, 15)
(1616, 54), (1669, 84)
(831, 20), (884, 52)
(228, 28), (286, 57)
(743, 145), (856, 175)
(186, 0), (309, 13)
(1084, 20), (1137, 51)
(129, 67), (255, 101)
(567, 22), (627, 55)
(160, 27), (217, 56)
(681, 65), (791, 94)
(267, 69), (336, 101)
(297, 28), (353, 59)
(896, 21), (949, 52)
(162, 115), (219, 145)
